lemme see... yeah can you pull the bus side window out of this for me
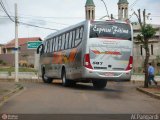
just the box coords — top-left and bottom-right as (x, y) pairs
(58, 35), (62, 51)
(65, 33), (69, 50)
(72, 30), (76, 48)
(46, 41), (49, 53)
(50, 39), (53, 52)
(79, 27), (84, 39)
(44, 41), (47, 53)
(61, 34), (65, 50)
(75, 28), (81, 46)
(52, 38), (55, 52)
(53, 37), (56, 52)
(55, 37), (59, 51)
(68, 31), (73, 49)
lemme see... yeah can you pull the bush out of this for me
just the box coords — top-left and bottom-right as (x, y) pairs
(29, 64), (34, 68)
(0, 60), (3, 64)
(2, 61), (6, 66)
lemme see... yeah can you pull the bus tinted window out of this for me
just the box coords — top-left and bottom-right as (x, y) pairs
(75, 27), (84, 46)
(72, 30), (76, 47)
(44, 41), (47, 53)
(58, 36), (62, 51)
(55, 37), (59, 51)
(69, 31), (73, 49)
(65, 33), (69, 49)
(47, 40), (50, 53)
(61, 34), (65, 50)
(90, 21), (131, 40)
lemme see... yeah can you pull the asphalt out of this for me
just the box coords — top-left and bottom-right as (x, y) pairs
(0, 81), (23, 106)
(0, 80), (159, 108)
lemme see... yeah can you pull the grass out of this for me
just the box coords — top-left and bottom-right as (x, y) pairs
(0, 67), (37, 73)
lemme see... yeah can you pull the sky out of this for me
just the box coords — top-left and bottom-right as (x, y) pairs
(0, 0), (160, 44)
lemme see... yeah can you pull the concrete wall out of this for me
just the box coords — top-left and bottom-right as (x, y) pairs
(0, 54), (14, 66)
(0, 43), (37, 67)
(0, 72), (38, 80)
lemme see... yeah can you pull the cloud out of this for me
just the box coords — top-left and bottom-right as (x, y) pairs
(0, 0), (160, 44)
(26, 19), (47, 26)
(0, 17), (12, 24)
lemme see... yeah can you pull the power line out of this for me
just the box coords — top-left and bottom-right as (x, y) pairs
(129, 0), (140, 10)
(0, 1), (58, 31)
(18, 17), (68, 26)
(0, 0), (14, 22)
(10, 13), (84, 19)
(19, 22), (58, 31)
(3, 0), (12, 15)
(0, 15), (68, 26)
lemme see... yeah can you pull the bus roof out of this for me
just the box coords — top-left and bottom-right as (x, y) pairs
(45, 20), (87, 40)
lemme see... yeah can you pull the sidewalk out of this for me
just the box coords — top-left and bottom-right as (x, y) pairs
(0, 81), (23, 106)
(137, 84), (160, 100)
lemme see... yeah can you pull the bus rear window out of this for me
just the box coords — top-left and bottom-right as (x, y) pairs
(90, 21), (131, 40)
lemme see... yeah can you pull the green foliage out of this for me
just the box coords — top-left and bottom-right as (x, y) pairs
(136, 34), (143, 42)
(141, 24), (156, 39)
(0, 60), (7, 66)
(0, 67), (37, 73)
(0, 60), (3, 64)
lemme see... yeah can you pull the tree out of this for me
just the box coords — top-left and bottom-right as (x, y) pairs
(134, 9), (156, 88)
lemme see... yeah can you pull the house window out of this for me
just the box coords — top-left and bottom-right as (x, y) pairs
(140, 45), (143, 55)
(151, 44), (154, 55)
(3, 48), (6, 54)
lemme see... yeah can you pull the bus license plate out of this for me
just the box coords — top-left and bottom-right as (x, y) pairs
(105, 73), (114, 76)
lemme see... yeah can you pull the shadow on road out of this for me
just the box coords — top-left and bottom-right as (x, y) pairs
(52, 82), (123, 93)
(21, 80), (127, 99)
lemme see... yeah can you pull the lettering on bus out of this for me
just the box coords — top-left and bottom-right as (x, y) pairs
(93, 25), (129, 34)
(43, 26), (84, 53)
(90, 22), (131, 40)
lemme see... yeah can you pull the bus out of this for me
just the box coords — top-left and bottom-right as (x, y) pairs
(37, 20), (133, 89)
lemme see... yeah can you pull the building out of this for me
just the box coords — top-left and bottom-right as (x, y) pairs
(133, 24), (160, 73)
(0, 44), (4, 54)
(84, 0), (160, 74)
(117, 0), (160, 74)
(85, 0), (95, 20)
(0, 37), (42, 67)
(117, 0), (129, 21)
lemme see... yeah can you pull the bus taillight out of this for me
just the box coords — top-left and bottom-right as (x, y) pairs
(126, 56), (133, 70)
(84, 54), (93, 69)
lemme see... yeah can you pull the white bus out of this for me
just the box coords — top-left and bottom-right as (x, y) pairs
(37, 20), (133, 89)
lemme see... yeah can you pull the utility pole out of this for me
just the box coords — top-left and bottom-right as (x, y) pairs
(15, 3), (19, 82)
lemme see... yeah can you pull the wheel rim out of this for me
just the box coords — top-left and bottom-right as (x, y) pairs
(62, 72), (66, 84)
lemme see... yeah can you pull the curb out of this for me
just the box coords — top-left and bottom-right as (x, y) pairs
(0, 84), (24, 107)
(136, 87), (160, 100)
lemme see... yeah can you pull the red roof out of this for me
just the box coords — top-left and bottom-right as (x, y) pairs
(5, 37), (42, 48)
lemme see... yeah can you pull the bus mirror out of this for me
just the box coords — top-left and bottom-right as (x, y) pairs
(37, 44), (42, 54)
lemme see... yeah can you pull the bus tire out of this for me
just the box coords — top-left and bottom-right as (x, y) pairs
(42, 68), (53, 83)
(92, 80), (107, 89)
(61, 70), (69, 86)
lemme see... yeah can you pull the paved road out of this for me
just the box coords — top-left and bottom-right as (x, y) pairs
(0, 81), (160, 114)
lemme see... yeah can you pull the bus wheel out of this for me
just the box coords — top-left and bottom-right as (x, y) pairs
(61, 70), (71, 86)
(42, 68), (53, 83)
(92, 80), (107, 89)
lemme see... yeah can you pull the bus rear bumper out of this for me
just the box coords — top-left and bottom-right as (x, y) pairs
(82, 68), (131, 81)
